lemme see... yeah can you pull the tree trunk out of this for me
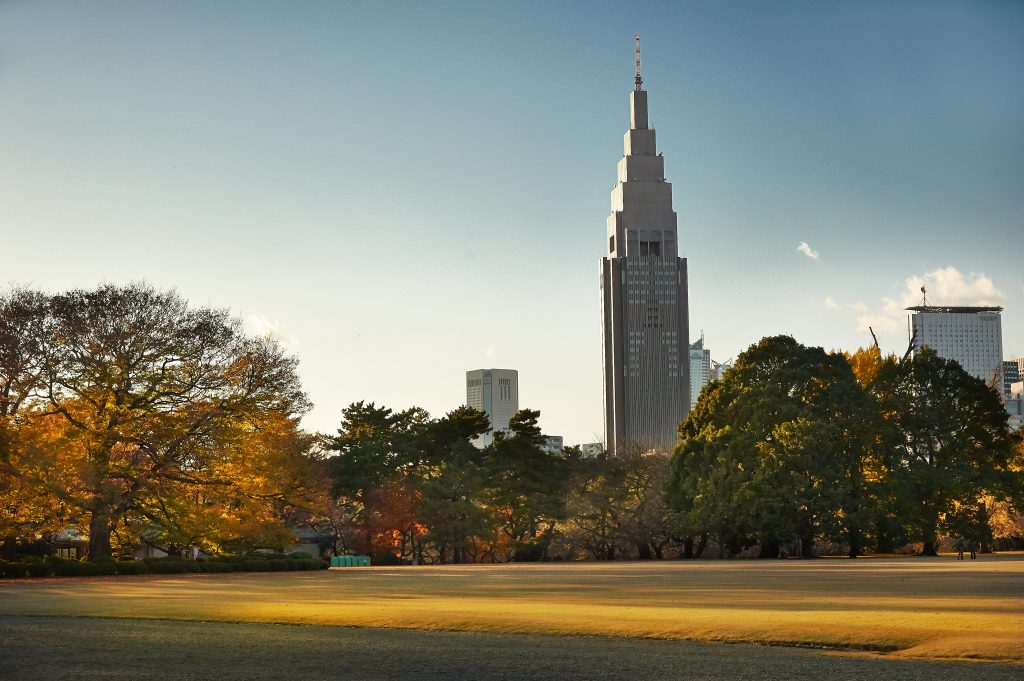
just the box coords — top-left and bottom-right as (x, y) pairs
(979, 501), (993, 554)
(759, 540), (780, 559)
(635, 541), (653, 560)
(920, 540), (938, 556)
(694, 534), (708, 559)
(682, 537), (694, 560)
(847, 530), (860, 558)
(799, 536), (814, 558)
(87, 514), (114, 561)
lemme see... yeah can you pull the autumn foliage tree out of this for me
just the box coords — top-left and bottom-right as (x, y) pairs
(1, 284), (316, 560)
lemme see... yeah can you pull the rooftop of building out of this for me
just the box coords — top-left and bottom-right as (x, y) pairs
(906, 305), (1003, 314)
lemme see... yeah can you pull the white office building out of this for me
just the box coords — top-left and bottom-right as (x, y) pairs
(540, 435), (564, 455)
(689, 336), (712, 407)
(466, 368), (519, 447)
(907, 305), (1003, 386)
(600, 44), (690, 453)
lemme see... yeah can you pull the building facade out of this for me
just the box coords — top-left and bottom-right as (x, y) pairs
(540, 435), (564, 455)
(1003, 360), (1021, 400)
(907, 306), (1004, 386)
(689, 336), (712, 407)
(466, 368), (519, 447)
(601, 71), (690, 453)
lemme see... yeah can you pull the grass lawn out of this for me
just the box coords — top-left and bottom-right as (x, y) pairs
(1, 555), (1021, 665)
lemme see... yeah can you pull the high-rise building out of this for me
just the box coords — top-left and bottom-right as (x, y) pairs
(689, 336), (711, 407)
(601, 44), (690, 453)
(1004, 360), (1021, 400)
(466, 368), (518, 447)
(907, 305), (1004, 386)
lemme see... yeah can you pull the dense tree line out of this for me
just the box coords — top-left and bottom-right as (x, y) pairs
(666, 336), (1023, 558)
(4, 285), (1021, 563)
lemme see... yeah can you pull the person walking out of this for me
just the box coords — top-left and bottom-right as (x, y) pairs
(967, 539), (978, 560)
(955, 536), (965, 560)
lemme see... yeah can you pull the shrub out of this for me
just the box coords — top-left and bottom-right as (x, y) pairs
(24, 559), (52, 578)
(48, 558), (116, 576)
(197, 561), (234, 573)
(268, 559), (290, 572)
(242, 560), (268, 572)
(114, 560), (151, 575)
(287, 551), (314, 560)
(0, 560), (28, 578)
(144, 559), (193, 574)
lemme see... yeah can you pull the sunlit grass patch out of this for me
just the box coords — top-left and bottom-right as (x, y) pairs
(1, 556), (1021, 663)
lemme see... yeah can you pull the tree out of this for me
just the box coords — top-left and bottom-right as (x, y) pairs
(0, 287), (51, 559)
(327, 401), (432, 558)
(417, 406), (493, 563)
(667, 336), (877, 558)
(483, 409), (578, 561)
(870, 348), (1018, 555)
(36, 283), (310, 559)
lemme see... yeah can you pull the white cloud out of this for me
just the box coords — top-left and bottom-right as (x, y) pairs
(905, 265), (1005, 307)
(482, 345), (495, 358)
(245, 313), (300, 351)
(824, 296), (840, 311)
(797, 242), (819, 260)
(853, 266), (1005, 338)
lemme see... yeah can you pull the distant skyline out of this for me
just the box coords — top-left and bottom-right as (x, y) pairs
(2, 2), (1022, 444)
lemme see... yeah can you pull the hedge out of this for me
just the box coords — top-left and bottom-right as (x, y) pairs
(0, 556), (328, 579)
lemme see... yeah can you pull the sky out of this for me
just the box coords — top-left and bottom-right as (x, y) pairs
(2, 1), (1022, 444)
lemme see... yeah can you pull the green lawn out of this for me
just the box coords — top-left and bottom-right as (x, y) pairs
(1, 555), (1021, 664)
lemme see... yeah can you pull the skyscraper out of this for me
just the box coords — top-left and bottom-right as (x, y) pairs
(907, 305), (1004, 386)
(466, 368), (518, 447)
(601, 41), (690, 453)
(689, 336), (712, 407)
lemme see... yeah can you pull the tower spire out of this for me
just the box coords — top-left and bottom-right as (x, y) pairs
(634, 34), (643, 90)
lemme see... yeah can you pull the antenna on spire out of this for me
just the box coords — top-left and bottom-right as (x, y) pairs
(634, 34), (643, 90)
(920, 285), (928, 307)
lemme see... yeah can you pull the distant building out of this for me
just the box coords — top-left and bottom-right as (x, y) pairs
(688, 336), (731, 410)
(711, 357), (733, 382)
(600, 46), (690, 454)
(1006, 381), (1024, 431)
(1004, 360), (1021, 400)
(580, 442), (605, 458)
(907, 305), (1003, 387)
(466, 368), (518, 447)
(540, 435), (564, 455)
(689, 337), (712, 407)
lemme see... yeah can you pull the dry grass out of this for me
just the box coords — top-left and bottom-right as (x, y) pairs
(1, 555), (1021, 664)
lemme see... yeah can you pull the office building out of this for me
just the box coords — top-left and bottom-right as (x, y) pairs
(600, 41), (690, 453)
(466, 368), (518, 447)
(540, 435), (564, 455)
(1003, 360), (1021, 400)
(689, 336), (712, 407)
(907, 305), (1003, 386)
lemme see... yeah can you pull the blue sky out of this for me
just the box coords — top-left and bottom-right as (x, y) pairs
(2, 1), (1022, 444)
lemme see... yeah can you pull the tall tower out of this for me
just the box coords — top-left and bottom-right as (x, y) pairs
(601, 39), (690, 453)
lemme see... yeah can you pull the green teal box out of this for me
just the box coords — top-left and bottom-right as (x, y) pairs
(330, 555), (371, 567)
